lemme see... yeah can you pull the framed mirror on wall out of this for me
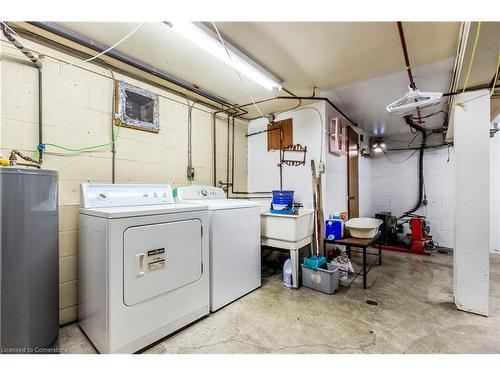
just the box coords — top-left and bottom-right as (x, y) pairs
(115, 81), (159, 133)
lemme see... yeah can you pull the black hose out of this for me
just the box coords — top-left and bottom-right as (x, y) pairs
(403, 116), (427, 217)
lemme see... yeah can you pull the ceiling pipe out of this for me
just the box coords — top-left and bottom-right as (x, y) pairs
(27, 22), (234, 108)
(396, 21), (423, 124)
(235, 95), (358, 128)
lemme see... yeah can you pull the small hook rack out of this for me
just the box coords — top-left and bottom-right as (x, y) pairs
(281, 144), (307, 166)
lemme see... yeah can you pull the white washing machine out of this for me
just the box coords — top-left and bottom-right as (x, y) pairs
(78, 184), (209, 353)
(174, 186), (261, 312)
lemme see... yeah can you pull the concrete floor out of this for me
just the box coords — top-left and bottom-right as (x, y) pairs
(59, 250), (500, 354)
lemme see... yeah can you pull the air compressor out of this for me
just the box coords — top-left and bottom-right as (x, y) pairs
(375, 212), (435, 256)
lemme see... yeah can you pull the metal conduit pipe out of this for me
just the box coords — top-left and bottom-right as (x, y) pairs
(226, 114), (231, 189)
(225, 111), (273, 196)
(212, 107), (241, 187)
(2, 22), (44, 162)
(228, 112), (270, 197)
(234, 95), (357, 128)
(396, 21), (423, 124)
(2, 23), (42, 68)
(28, 22), (234, 108)
(38, 68), (43, 163)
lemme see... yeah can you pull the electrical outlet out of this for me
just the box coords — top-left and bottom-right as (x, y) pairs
(317, 161), (325, 174)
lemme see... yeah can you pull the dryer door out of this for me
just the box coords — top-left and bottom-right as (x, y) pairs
(123, 219), (202, 306)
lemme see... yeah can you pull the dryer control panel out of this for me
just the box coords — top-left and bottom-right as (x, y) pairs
(80, 184), (174, 208)
(175, 185), (226, 200)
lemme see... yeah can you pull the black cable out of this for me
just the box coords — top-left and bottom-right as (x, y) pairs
(407, 130), (421, 147)
(410, 110), (446, 121)
(402, 116), (427, 217)
(382, 148), (419, 164)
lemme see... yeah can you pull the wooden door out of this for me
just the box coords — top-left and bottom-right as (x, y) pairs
(347, 127), (359, 218)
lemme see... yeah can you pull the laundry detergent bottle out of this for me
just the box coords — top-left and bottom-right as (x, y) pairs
(283, 257), (293, 288)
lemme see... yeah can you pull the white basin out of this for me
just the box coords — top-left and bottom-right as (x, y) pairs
(345, 218), (383, 239)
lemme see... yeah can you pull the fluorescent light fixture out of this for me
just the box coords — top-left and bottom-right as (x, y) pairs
(167, 22), (282, 92)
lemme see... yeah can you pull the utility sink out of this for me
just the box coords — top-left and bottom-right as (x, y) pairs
(260, 208), (314, 250)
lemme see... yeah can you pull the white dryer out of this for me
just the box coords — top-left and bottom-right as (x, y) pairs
(174, 186), (261, 312)
(79, 184), (209, 353)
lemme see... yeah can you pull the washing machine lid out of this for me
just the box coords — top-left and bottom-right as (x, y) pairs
(174, 185), (259, 210)
(79, 202), (208, 219)
(180, 199), (260, 211)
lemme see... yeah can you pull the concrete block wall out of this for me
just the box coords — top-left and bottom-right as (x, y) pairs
(370, 147), (454, 248)
(1, 38), (248, 325)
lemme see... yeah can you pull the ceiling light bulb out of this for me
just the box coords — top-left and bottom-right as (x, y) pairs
(168, 22), (282, 92)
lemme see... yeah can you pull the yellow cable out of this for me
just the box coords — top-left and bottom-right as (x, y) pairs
(462, 22), (482, 93)
(491, 49), (500, 97)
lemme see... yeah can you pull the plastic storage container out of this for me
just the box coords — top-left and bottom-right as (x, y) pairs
(301, 263), (339, 294)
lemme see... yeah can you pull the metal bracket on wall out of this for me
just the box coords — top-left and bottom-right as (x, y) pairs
(281, 144), (307, 166)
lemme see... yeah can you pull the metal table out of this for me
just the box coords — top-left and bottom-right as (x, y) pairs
(323, 232), (382, 289)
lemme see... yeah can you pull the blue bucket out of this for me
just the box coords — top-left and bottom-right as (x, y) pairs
(272, 190), (294, 208)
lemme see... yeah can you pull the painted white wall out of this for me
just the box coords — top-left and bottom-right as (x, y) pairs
(490, 123), (500, 253)
(247, 102), (327, 210)
(247, 98), (371, 221)
(453, 90), (490, 316)
(358, 154), (372, 217)
(369, 147), (454, 248)
(323, 102), (348, 217)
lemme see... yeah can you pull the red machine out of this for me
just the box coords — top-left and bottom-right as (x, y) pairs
(408, 217), (432, 255)
(377, 212), (434, 256)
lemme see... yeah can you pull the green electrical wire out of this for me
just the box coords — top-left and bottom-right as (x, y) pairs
(35, 118), (124, 159)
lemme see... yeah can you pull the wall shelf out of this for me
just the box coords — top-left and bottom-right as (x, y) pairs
(328, 117), (348, 156)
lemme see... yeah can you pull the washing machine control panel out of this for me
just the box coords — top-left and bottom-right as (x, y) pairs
(176, 186), (226, 200)
(81, 184), (174, 208)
